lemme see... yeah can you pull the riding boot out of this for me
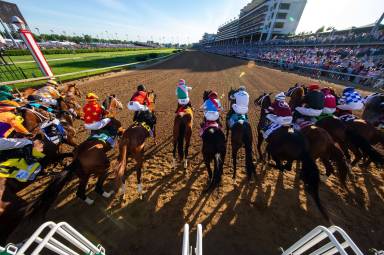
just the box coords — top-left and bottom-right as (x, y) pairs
(133, 111), (138, 122)
(22, 144), (37, 165)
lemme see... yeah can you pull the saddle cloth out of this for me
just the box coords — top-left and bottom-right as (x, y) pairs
(0, 149), (44, 182)
(228, 113), (248, 128)
(41, 119), (66, 144)
(176, 106), (193, 118)
(88, 132), (115, 148)
(199, 121), (220, 137)
(262, 122), (282, 139)
(339, 114), (357, 122)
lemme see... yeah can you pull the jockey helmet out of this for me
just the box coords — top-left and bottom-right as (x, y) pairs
(0, 85), (13, 92)
(238, 86), (246, 91)
(208, 91), (218, 99)
(137, 84), (146, 91)
(275, 92), (286, 101)
(308, 83), (320, 91)
(86, 92), (99, 101)
(178, 79), (186, 86)
(46, 79), (58, 87)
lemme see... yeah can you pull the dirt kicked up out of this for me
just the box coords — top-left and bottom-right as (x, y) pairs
(10, 51), (384, 254)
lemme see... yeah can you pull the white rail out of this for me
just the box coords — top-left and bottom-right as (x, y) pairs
(182, 223), (203, 255)
(281, 225), (363, 255)
(0, 221), (105, 255)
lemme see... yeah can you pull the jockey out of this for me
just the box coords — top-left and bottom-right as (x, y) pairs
(266, 92), (293, 126)
(337, 87), (364, 112)
(201, 91), (223, 125)
(128, 84), (151, 121)
(0, 85), (16, 102)
(175, 79), (192, 113)
(35, 79), (62, 106)
(230, 86), (249, 115)
(295, 84), (324, 118)
(83, 93), (110, 130)
(0, 110), (37, 165)
(321, 87), (337, 114)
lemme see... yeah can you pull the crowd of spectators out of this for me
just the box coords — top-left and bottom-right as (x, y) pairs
(204, 29), (384, 88)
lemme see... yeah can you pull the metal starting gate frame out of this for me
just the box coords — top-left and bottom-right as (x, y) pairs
(182, 224), (203, 255)
(281, 225), (364, 255)
(0, 221), (105, 255)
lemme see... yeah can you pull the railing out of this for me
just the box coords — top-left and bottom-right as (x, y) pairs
(0, 51), (180, 86)
(182, 223), (203, 255)
(0, 221), (106, 255)
(281, 225), (364, 255)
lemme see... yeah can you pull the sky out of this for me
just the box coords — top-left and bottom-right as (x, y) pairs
(7, 0), (384, 43)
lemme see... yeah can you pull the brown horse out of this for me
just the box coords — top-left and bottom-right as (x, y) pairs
(226, 88), (255, 183)
(287, 85), (384, 166)
(114, 91), (157, 200)
(362, 93), (384, 128)
(172, 105), (193, 169)
(30, 117), (124, 219)
(255, 93), (329, 221)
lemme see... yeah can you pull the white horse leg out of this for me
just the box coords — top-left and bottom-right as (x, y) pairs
(84, 197), (94, 205)
(102, 190), (114, 198)
(183, 159), (188, 169)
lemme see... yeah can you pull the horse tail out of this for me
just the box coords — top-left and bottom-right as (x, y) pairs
(115, 143), (128, 193)
(346, 129), (384, 165)
(29, 160), (78, 218)
(177, 119), (186, 159)
(213, 153), (222, 187)
(243, 123), (256, 179)
(300, 151), (329, 222)
(329, 144), (349, 187)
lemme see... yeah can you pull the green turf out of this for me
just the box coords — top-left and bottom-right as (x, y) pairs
(3, 49), (175, 86)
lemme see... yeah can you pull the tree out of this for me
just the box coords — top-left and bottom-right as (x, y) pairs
(316, 26), (325, 33)
(326, 26), (335, 31)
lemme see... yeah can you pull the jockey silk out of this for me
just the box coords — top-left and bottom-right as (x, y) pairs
(130, 91), (151, 106)
(83, 101), (106, 124)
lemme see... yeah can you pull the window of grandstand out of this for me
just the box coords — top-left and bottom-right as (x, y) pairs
(279, 3), (290, 10)
(276, 13), (287, 19)
(274, 22), (285, 29)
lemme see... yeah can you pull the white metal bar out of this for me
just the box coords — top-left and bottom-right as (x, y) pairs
(35, 237), (80, 255)
(58, 223), (101, 253)
(16, 221), (57, 254)
(282, 226), (327, 255)
(329, 226), (364, 255)
(182, 224), (190, 255)
(308, 242), (336, 255)
(323, 241), (350, 255)
(195, 224), (202, 255)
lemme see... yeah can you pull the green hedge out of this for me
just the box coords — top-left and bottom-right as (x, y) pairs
(6, 47), (168, 56)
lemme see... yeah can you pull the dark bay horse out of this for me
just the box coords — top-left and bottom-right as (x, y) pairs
(255, 93), (329, 221)
(30, 117), (123, 218)
(362, 93), (384, 128)
(287, 85), (384, 166)
(226, 88), (255, 183)
(201, 91), (226, 192)
(114, 92), (157, 200)
(172, 105), (193, 169)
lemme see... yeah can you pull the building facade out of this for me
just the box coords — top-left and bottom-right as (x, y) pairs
(202, 0), (306, 44)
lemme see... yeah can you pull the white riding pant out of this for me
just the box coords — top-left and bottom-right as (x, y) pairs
(322, 107), (336, 114)
(204, 111), (220, 121)
(232, 104), (248, 115)
(127, 101), (148, 111)
(0, 138), (33, 150)
(266, 114), (292, 126)
(84, 118), (111, 130)
(337, 102), (364, 111)
(178, 98), (190, 105)
(295, 106), (323, 117)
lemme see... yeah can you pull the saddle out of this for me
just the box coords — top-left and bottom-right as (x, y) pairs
(88, 131), (116, 148)
(176, 106), (193, 117)
(0, 149), (45, 182)
(199, 121), (221, 137)
(132, 121), (154, 137)
(262, 122), (283, 139)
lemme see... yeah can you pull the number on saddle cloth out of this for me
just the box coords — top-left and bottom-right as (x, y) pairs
(339, 114), (357, 122)
(228, 113), (248, 128)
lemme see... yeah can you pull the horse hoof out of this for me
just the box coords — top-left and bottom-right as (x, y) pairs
(84, 197), (94, 205)
(102, 191), (114, 198)
(320, 175), (328, 182)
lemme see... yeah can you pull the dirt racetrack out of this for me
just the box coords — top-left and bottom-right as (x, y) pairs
(10, 51), (384, 254)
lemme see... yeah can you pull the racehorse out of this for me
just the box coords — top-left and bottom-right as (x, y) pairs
(255, 93), (329, 220)
(287, 85), (384, 166)
(31, 117), (123, 218)
(172, 102), (193, 169)
(102, 94), (123, 118)
(362, 93), (384, 128)
(226, 88), (255, 183)
(201, 91), (226, 192)
(113, 91), (157, 200)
